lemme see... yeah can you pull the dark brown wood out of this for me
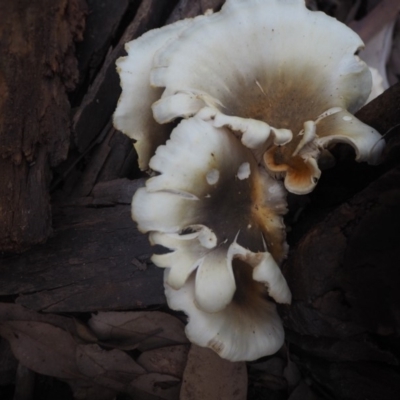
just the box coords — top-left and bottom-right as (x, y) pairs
(356, 81), (400, 136)
(0, 198), (165, 312)
(72, 0), (176, 154)
(0, 0), (87, 252)
(96, 131), (134, 183)
(73, 0), (130, 103)
(280, 165), (400, 400)
(71, 124), (115, 197)
(91, 178), (145, 206)
(70, 127), (135, 198)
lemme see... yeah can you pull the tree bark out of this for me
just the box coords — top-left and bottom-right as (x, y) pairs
(0, 0), (86, 252)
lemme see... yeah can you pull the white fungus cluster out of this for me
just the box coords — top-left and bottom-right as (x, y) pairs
(113, 0), (384, 361)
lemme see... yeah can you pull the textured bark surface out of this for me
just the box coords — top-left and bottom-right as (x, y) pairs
(3, 205), (164, 313)
(0, 0), (86, 252)
(0, 179), (165, 312)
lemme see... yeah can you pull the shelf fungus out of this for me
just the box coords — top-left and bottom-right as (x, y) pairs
(113, 0), (385, 361)
(133, 117), (291, 361)
(114, 0), (384, 194)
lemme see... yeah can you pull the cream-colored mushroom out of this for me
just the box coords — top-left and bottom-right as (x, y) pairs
(132, 117), (290, 359)
(164, 264), (287, 362)
(149, 0), (384, 194)
(113, 0), (386, 362)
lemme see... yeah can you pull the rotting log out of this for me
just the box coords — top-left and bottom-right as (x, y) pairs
(0, 179), (165, 312)
(0, 203), (165, 313)
(0, 0), (87, 252)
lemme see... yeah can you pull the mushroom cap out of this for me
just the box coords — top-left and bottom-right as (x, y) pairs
(133, 117), (290, 318)
(148, 0), (383, 194)
(152, 0), (370, 119)
(164, 256), (289, 362)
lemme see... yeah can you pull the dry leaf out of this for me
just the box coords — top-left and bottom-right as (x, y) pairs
(76, 343), (145, 391)
(88, 311), (188, 351)
(0, 308), (184, 399)
(129, 372), (181, 400)
(70, 343), (150, 399)
(0, 303), (75, 333)
(137, 345), (190, 378)
(180, 345), (247, 400)
(0, 320), (80, 380)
